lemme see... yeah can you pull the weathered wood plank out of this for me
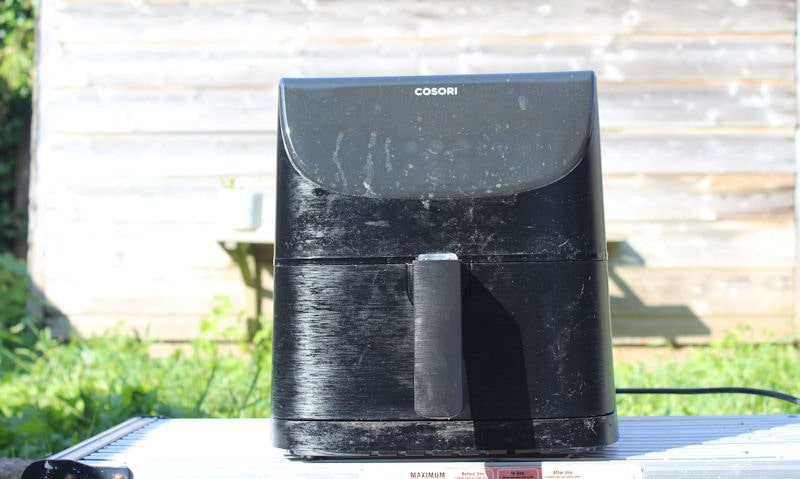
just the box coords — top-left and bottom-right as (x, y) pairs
(45, 265), (249, 317)
(601, 130), (795, 174)
(61, 260), (795, 344)
(37, 222), (235, 272)
(72, 310), (794, 346)
(49, 0), (796, 42)
(611, 315), (795, 346)
(48, 274), (246, 320)
(599, 82), (796, 128)
(40, 179), (237, 224)
(43, 35), (794, 88)
(69, 314), (246, 341)
(70, 311), (796, 345)
(38, 133), (277, 178)
(37, 204), (794, 272)
(604, 174), (794, 222)
(70, 312), (794, 345)
(38, 131), (797, 178)
(28, 95), (265, 134)
(36, 179), (276, 230)
(34, 173), (793, 226)
(608, 267), (794, 317)
(606, 220), (794, 267)
(42, 88), (275, 134)
(34, 229), (794, 297)
(610, 266), (795, 345)
(60, 261), (795, 344)
(41, 82), (796, 134)
(36, 219), (793, 290)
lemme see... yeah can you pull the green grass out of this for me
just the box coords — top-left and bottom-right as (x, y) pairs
(615, 331), (799, 416)
(1, 309), (798, 459)
(0, 297), (272, 459)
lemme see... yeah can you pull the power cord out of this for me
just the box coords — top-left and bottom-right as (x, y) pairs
(616, 387), (800, 406)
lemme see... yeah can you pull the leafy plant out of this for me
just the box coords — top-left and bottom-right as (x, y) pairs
(0, 0), (36, 253)
(1, 0), (36, 96)
(0, 296), (272, 459)
(0, 252), (39, 371)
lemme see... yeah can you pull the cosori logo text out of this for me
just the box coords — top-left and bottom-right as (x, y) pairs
(414, 86), (458, 96)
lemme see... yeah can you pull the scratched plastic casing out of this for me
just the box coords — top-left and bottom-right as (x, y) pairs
(271, 71), (618, 457)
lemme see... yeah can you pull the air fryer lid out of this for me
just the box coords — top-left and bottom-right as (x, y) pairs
(279, 72), (596, 199)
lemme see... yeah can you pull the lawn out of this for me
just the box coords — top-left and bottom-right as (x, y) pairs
(614, 332), (799, 416)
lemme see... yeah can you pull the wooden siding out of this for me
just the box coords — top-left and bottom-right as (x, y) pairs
(30, 0), (797, 345)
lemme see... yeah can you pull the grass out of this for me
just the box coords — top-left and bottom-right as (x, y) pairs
(614, 331), (800, 416)
(0, 297), (272, 459)
(1, 305), (798, 459)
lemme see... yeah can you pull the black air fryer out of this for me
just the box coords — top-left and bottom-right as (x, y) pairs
(271, 71), (618, 457)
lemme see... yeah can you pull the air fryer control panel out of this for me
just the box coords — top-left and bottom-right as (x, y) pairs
(280, 73), (595, 199)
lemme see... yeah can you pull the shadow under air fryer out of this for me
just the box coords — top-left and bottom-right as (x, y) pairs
(271, 71), (618, 457)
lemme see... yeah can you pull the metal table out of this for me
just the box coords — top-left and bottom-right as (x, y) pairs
(22, 415), (800, 479)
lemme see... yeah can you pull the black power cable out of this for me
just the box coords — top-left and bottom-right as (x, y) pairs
(616, 387), (800, 406)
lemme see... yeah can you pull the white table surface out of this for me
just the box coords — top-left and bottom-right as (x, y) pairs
(24, 415), (800, 479)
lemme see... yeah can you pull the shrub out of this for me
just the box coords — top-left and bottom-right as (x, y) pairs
(0, 252), (39, 371)
(0, 0), (36, 252)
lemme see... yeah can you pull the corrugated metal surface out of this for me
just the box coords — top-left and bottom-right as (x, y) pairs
(23, 416), (800, 479)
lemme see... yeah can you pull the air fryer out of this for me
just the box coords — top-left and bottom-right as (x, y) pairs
(271, 71), (618, 457)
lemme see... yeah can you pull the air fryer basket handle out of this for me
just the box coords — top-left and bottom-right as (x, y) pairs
(412, 253), (463, 419)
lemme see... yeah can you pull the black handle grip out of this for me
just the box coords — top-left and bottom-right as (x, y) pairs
(412, 253), (463, 419)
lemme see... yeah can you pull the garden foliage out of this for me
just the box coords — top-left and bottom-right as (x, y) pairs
(0, 0), (35, 252)
(0, 297), (273, 459)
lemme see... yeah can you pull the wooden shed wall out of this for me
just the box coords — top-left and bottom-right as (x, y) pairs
(30, 0), (798, 345)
